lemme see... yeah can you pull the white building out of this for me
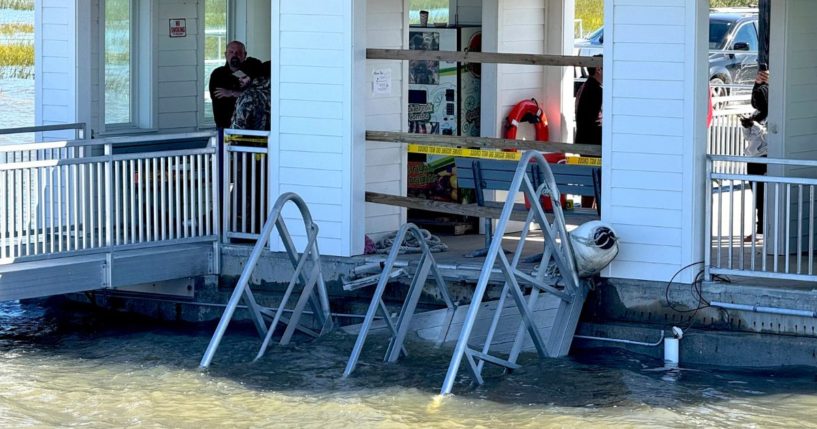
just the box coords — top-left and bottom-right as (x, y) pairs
(33, 0), (817, 287)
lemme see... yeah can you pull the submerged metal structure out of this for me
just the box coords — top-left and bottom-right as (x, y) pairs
(343, 222), (457, 377)
(200, 192), (334, 368)
(342, 151), (592, 395)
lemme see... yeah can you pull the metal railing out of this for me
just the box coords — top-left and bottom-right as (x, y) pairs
(0, 123), (87, 141)
(706, 155), (817, 282)
(708, 91), (752, 174)
(222, 129), (270, 242)
(0, 132), (218, 263)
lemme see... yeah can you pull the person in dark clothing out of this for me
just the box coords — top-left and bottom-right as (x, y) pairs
(230, 58), (270, 232)
(575, 55), (603, 146)
(209, 40), (247, 129)
(208, 40), (247, 209)
(575, 54), (603, 209)
(231, 57), (270, 131)
(742, 69), (769, 241)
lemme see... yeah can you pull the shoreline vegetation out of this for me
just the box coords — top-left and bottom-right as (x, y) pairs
(0, 0), (32, 10)
(0, 0), (34, 78)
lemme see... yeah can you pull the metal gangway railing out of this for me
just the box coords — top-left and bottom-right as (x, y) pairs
(436, 150), (591, 394)
(200, 192), (334, 368)
(706, 155), (817, 282)
(0, 131), (218, 263)
(343, 222), (457, 377)
(342, 151), (591, 395)
(222, 129), (269, 242)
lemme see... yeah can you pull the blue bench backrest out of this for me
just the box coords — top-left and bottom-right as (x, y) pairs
(455, 158), (540, 206)
(547, 163), (597, 197)
(456, 156), (598, 193)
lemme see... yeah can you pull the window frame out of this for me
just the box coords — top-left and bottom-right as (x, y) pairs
(99, 0), (155, 135)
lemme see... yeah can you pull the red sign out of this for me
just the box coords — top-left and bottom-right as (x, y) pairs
(169, 19), (186, 38)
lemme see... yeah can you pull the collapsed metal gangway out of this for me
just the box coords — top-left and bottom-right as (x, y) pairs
(200, 192), (333, 368)
(344, 151), (591, 395)
(343, 223), (457, 377)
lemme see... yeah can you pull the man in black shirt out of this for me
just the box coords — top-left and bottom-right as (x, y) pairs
(209, 40), (247, 129)
(209, 40), (247, 206)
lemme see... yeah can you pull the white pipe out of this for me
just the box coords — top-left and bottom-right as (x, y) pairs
(664, 338), (679, 368)
(710, 301), (817, 318)
(574, 330), (664, 347)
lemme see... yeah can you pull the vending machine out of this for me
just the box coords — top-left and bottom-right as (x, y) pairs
(407, 26), (481, 137)
(408, 27), (459, 135)
(407, 26), (482, 225)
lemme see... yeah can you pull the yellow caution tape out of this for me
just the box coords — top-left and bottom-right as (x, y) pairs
(225, 135), (268, 144)
(407, 144), (522, 161)
(407, 144), (603, 166)
(566, 156), (601, 166)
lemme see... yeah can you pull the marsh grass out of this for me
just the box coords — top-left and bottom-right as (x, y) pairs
(0, 23), (33, 36)
(0, 43), (32, 66)
(0, 0), (33, 10)
(575, 0), (603, 37)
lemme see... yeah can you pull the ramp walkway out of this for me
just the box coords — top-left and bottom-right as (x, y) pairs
(0, 131), (220, 301)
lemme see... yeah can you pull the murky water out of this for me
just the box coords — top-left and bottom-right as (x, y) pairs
(0, 299), (816, 428)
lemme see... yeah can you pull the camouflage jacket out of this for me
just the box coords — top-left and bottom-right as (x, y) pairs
(230, 78), (271, 131)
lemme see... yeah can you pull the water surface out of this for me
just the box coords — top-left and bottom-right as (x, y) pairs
(1, 299), (816, 428)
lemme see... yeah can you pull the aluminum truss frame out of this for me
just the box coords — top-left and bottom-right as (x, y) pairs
(343, 223), (456, 378)
(200, 192), (333, 368)
(439, 150), (589, 395)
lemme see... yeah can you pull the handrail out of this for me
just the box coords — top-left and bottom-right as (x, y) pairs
(0, 123), (87, 139)
(705, 155), (817, 283)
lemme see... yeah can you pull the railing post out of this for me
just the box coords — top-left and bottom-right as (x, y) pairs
(704, 156), (713, 281)
(105, 143), (113, 249)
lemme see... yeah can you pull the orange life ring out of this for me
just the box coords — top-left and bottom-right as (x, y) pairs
(505, 98), (549, 141)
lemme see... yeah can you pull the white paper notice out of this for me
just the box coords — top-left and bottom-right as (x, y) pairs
(372, 69), (392, 96)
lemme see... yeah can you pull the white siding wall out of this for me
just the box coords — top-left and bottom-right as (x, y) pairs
(365, 0), (406, 239)
(270, 0), (365, 256)
(491, 0), (547, 139)
(603, 0), (707, 283)
(157, 1), (200, 133)
(36, 0), (83, 136)
(774, 0), (817, 171)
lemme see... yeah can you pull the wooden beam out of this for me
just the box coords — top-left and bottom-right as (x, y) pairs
(365, 192), (531, 222)
(365, 131), (602, 157)
(367, 49), (602, 68)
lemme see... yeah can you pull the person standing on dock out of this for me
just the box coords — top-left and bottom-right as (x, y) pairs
(575, 54), (603, 209)
(210, 40), (248, 130)
(741, 67), (770, 242)
(230, 58), (271, 232)
(209, 40), (248, 206)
